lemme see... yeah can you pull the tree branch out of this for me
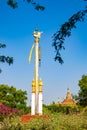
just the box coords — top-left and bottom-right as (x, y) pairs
(52, 8), (87, 64)
(7, 0), (45, 11)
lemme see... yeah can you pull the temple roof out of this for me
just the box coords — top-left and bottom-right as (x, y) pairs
(61, 88), (76, 106)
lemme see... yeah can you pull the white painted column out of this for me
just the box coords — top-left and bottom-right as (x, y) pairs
(38, 92), (42, 115)
(38, 79), (43, 115)
(35, 38), (39, 114)
(31, 79), (36, 115)
(31, 93), (35, 115)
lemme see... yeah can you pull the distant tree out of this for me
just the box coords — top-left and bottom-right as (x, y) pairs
(78, 75), (87, 107)
(71, 94), (78, 101)
(52, 0), (87, 64)
(0, 84), (27, 113)
(51, 101), (55, 105)
(0, 43), (13, 73)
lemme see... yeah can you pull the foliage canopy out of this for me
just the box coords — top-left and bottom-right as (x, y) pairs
(78, 75), (87, 107)
(52, 5), (87, 63)
(0, 44), (13, 73)
(0, 84), (28, 113)
(7, 0), (45, 10)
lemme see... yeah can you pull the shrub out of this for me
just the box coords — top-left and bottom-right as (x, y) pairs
(1, 112), (87, 130)
(45, 104), (80, 114)
(82, 106), (87, 116)
(0, 103), (20, 121)
(1, 116), (22, 130)
(1, 115), (58, 130)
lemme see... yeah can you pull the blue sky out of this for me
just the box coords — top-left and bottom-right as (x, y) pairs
(0, 0), (87, 105)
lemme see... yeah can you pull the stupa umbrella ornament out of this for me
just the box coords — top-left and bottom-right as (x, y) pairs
(29, 28), (43, 115)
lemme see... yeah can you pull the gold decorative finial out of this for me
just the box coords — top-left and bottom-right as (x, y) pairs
(33, 28), (43, 39)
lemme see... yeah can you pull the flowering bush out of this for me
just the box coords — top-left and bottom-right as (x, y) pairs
(0, 103), (20, 121)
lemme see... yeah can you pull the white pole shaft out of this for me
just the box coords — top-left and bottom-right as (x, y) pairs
(35, 39), (39, 114)
(31, 93), (35, 115)
(38, 92), (42, 115)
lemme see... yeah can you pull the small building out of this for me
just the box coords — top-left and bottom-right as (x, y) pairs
(60, 88), (76, 106)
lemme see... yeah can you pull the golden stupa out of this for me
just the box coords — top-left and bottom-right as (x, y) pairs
(60, 88), (76, 106)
